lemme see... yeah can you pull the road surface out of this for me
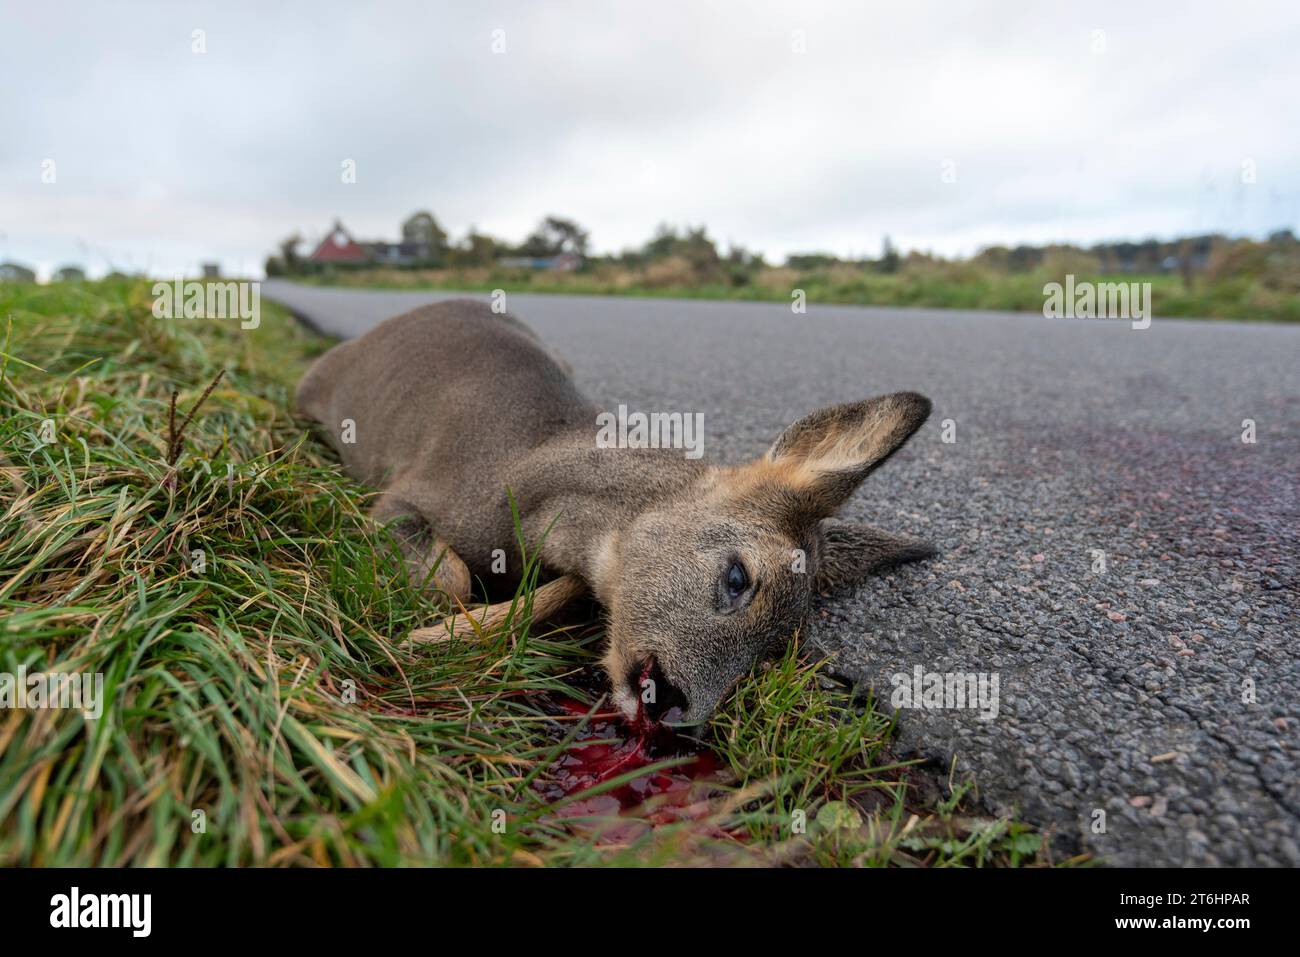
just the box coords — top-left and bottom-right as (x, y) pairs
(264, 279), (1299, 866)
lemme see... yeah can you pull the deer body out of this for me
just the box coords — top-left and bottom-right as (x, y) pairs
(297, 299), (935, 723)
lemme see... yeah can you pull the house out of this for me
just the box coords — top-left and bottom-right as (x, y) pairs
(306, 219), (435, 266)
(307, 221), (371, 264)
(0, 261), (36, 282)
(496, 252), (582, 271)
(366, 240), (433, 266)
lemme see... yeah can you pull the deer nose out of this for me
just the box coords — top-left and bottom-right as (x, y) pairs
(642, 659), (689, 724)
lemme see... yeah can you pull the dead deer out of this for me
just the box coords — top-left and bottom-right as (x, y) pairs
(296, 299), (935, 723)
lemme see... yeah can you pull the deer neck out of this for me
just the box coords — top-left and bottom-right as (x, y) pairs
(509, 425), (708, 599)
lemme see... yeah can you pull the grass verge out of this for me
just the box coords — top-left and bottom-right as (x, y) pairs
(0, 279), (1071, 866)
(301, 264), (1300, 323)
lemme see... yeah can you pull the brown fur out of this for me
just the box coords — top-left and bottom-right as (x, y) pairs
(296, 299), (935, 722)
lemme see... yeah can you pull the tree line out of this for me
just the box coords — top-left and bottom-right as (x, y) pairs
(266, 210), (1299, 288)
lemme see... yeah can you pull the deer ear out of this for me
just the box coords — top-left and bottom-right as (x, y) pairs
(767, 392), (931, 518)
(814, 520), (937, 589)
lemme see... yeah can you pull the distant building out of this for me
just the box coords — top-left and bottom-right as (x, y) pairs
(54, 265), (86, 282)
(307, 221), (371, 264)
(366, 240), (433, 266)
(0, 261), (36, 282)
(496, 252), (582, 271)
(303, 217), (582, 271)
(202, 262), (221, 278)
(306, 219), (436, 266)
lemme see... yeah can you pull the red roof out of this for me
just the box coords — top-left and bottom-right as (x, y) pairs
(309, 223), (369, 262)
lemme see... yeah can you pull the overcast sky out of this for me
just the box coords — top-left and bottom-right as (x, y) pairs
(2, 0), (1297, 278)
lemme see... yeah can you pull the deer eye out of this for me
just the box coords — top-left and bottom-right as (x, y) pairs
(725, 560), (749, 599)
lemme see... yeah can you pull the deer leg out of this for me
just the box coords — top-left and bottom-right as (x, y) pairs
(370, 492), (472, 604)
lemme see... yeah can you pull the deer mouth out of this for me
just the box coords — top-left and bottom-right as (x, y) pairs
(626, 657), (689, 727)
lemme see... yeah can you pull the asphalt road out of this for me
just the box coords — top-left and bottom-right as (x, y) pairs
(264, 279), (1299, 866)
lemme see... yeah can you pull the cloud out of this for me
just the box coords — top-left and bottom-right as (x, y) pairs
(0, 0), (1296, 277)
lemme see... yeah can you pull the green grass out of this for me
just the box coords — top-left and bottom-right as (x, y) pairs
(0, 278), (1071, 866)
(301, 263), (1300, 323)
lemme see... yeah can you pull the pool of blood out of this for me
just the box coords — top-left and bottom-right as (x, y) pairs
(532, 671), (726, 839)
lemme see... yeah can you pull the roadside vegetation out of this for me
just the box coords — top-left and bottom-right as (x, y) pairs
(305, 259), (1300, 323)
(270, 212), (1300, 323)
(0, 278), (1071, 866)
